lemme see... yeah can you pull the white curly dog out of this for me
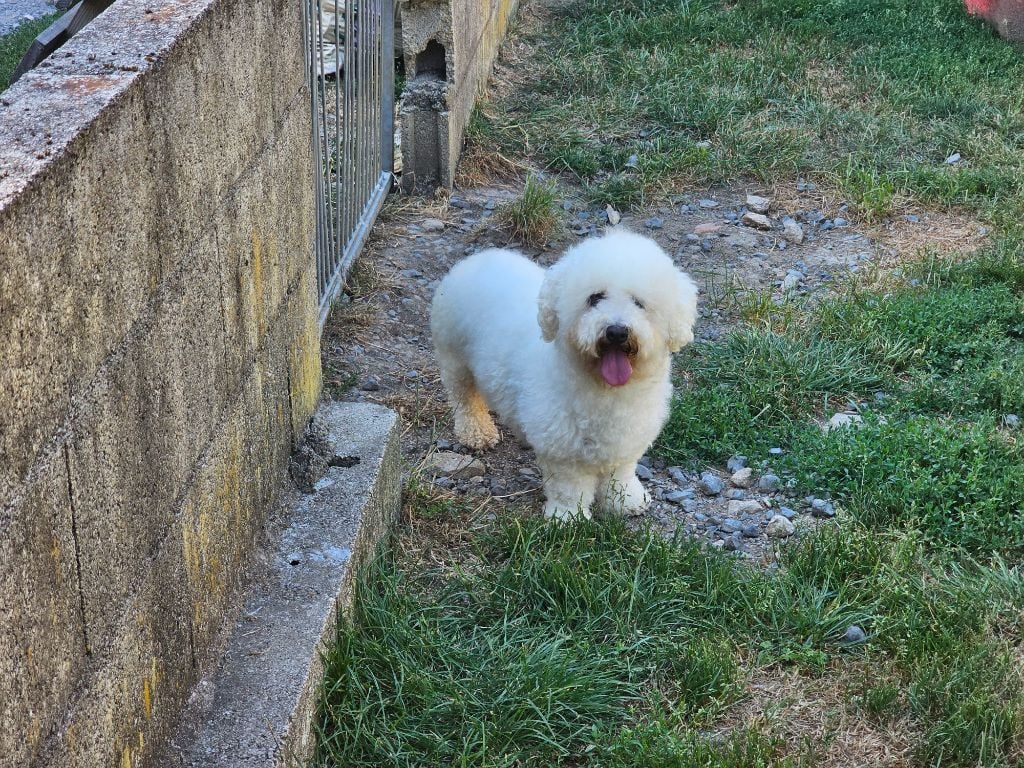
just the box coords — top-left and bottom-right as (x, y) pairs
(430, 229), (698, 521)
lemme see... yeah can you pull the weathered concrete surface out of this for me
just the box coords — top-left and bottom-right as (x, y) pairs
(398, 0), (519, 189)
(0, 0), (319, 766)
(159, 402), (401, 768)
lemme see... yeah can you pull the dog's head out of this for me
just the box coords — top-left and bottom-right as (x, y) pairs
(537, 230), (698, 387)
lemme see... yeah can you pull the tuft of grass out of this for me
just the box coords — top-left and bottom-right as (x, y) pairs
(493, 174), (561, 245)
(0, 13), (58, 92)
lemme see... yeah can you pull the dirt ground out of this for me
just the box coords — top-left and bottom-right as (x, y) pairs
(322, 180), (988, 562)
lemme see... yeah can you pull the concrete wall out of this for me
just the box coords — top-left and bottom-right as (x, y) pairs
(398, 0), (519, 190)
(0, 0), (320, 766)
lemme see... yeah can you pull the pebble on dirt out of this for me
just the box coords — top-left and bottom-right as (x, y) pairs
(742, 211), (773, 230)
(730, 467), (754, 488)
(728, 499), (763, 516)
(782, 217), (804, 244)
(766, 514), (796, 538)
(757, 473), (781, 492)
(727, 455), (747, 473)
(746, 194), (771, 214)
(424, 451), (486, 480)
(421, 218), (445, 232)
(699, 472), (725, 495)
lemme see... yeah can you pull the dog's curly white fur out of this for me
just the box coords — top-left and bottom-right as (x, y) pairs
(430, 229), (698, 521)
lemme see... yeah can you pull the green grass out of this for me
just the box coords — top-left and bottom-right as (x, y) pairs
(494, 174), (562, 245)
(475, 0), (1024, 212)
(315, 501), (1024, 766)
(0, 14), (58, 92)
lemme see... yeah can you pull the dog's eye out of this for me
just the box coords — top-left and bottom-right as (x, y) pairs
(633, 296), (646, 310)
(587, 291), (606, 307)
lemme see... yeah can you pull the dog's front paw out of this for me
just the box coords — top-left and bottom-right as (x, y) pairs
(543, 500), (592, 523)
(598, 474), (650, 517)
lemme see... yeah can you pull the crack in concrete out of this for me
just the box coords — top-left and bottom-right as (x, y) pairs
(63, 444), (91, 656)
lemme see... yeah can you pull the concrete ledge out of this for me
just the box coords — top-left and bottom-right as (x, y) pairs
(159, 402), (402, 767)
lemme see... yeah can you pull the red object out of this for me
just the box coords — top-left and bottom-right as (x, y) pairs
(965, 0), (1024, 40)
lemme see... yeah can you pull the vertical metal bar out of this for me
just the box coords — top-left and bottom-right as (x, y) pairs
(335, 0), (344, 274)
(316, 0), (334, 287)
(381, 0), (394, 177)
(306, 0), (326, 299)
(357, 0), (367, 237)
(344, 0), (356, 257)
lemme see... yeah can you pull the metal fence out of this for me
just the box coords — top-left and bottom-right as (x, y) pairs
(303, 0), (395, 327)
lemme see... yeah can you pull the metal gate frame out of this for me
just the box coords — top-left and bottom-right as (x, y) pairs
(303, 0), (395, 328)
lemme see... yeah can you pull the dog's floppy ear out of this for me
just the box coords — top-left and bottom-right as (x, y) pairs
(537, 262), (562, 342)
(666, 271), (699, 352)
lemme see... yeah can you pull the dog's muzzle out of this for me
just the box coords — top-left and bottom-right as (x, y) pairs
(596, 324), (637, 387)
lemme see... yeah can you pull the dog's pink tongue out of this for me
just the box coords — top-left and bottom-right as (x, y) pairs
(600, 350), (633, 386)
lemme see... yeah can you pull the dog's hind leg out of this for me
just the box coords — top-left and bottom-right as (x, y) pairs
(438, 357), (500, 450)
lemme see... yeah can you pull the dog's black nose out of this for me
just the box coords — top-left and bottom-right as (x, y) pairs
(605, 324), (629, 345)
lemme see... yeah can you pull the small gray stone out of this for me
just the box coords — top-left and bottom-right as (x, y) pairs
(721, 518), (743, 533)
(435, 439), (453, 451)
(741, 524), (760, 538)
(1002, 414), (1020, 429)
(833, 217), (848, 227)
(725, 488), (746, 500)
(746, 194), (771, 214)
(424, 451), (486, 480)
(644, 216), (664, 229)
(782, 217), (804, 244)
(824, 412), (863, 432)
(699, 472), (725, 495)
(741, 211), (773, 230)
(406, 370), (420, 379)
(842, 625), (866, 644)
(730, 467), (754, 488)
(662, 489), (690, 505)
(667, 466), (690, 485)
(638, 455), (653, 467)
(422, 218), (445, 232)
(723, 533), (743, 551)
(781, 269), (803, 292)
(728, 499), (763, 516)
(778, 506), (796, 520)
(757, 474), (781, 492)
(766, 514), (796, 538)
(727, 455), (747, 473)
(698, 198), (719, 209)
(946, 152), (962, 165)
(361, 376), (381, 392)
(635, 464), (654, 481)
(769, 447), (784, 456)
(433, 477), (454, 489)
(811, 499), (836, 519)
